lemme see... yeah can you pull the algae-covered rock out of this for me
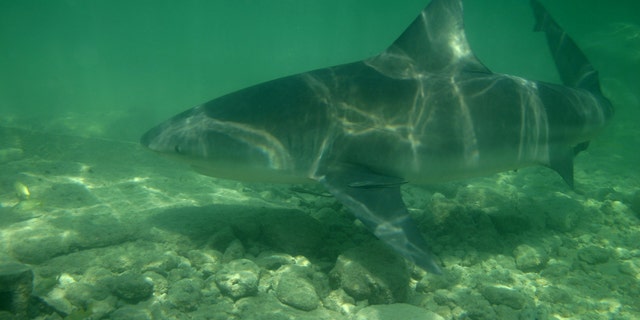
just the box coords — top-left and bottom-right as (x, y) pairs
(167, 278), (203, 312)
(0, 148), (24, 164)
(222, 239), (245, 262)
(537, 285), (572, 304)
(260, 210), (325, 258)
(275, 272), (320, 311)
(480, 285), (527, 310)
(355, 303), (444, 320)
(329, 242), (409, 304)
(577, 245), (610, 265)
(109, 271), (154, 303)
(109, 305), (152, 320)
(0, 261), (33, 319)
(323, 289), (356, 315)
(215, 259), (260, 299)
(514, 244), (549, 272)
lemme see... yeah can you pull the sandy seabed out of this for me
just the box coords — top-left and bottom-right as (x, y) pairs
(0, 121), (638, 319)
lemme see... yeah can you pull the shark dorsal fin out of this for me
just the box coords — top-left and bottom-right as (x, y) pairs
(367, 0), (490, 78)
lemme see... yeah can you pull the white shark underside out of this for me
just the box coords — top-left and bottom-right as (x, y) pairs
(141, 0), (613, 273)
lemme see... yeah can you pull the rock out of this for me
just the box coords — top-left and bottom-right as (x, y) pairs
(187, 249), (222, 277)
(577, 245), (610, 265)
(222, 239), (245, 262)
(275, 272), (320, 311)
(8, 228), (70, 264)
(167, 278), (203, 312)
(207, 226), (238, 250)
(234, 294), (345, 320)
(255, 252), (295, 270)
(543, 197), (583, 232)
(355, 303), (444, 320)
(215, 259), (260, 299)
(514, 244), (549, 272)
(323, 289), (356, 315)
(480, 285), (527, 310)
(109, 305), (152, 320)
(0, 262), (33, 319)
(0, 148), (23, 164)
(109, 272), (154, 304)
(537, 286), (572, 304)
(260, 210), (325, 257)
(65, 282), (108, 309)
(329, 242), (409, 304)
(628, 190), (640, 216)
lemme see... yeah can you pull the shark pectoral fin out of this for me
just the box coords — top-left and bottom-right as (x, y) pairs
(320, 164), (442, 274)
(547, 146), (574, 188)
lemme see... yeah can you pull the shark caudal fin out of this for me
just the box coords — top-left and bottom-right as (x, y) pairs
(530, 0), (603, 95)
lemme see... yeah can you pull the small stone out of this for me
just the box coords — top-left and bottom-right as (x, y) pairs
(167, 278), (203, 312)
(275, 273), (320, 311)
(577, 245), (610, 265)
(187, 249), (222, 276)
(323, 289), (355, 314)
(355, 303), (444, 320)
(260, 210), (325, 257)
(256, 252), (295, 270)
(629, 190), (640, 216)
(329, 242), (409, 304)
(480, 285), (527, 310)
(543, 197), (583, 232)
(0, 148), (23, 164)
(109, 305), (152, 320)
(222, 239), (245, 262)
(214, 259), (260, 299)
(65, 282), (108, 309)
(514, 244), (548, 272)
(109, 272), (154, 304)
(0, 262), (33, 319)
(537, 286), (572, 304)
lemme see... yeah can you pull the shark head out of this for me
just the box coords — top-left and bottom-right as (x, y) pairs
(141, 104), (302, 182)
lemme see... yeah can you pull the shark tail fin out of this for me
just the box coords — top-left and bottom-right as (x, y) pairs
(530, 0), (603, 95)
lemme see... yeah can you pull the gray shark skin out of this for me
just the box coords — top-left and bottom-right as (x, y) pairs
(141, 0), (613, 274)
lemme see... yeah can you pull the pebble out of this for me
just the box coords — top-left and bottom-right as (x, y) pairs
(260, 210), (325, 257)
(275, 272), (320, 311)
(480, 285), (527, 310)
(0, 148), (23, 164)
(577, 245), (610, 265)
(109, 271), (154, 304)
(514, 244), (549, 272)
(329, 242), (409, 304)
(214, 259), (260, 299)
(355, 303), (444, 320)
(167, 278), (203, 312)
(0, 261), (33, 318)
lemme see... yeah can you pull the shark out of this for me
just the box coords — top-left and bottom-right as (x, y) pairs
(140, 0), (613, 274)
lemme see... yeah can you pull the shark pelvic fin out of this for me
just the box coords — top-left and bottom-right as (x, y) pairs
(320, 164), (442, 274)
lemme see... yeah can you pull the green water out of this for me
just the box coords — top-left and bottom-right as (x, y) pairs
(1, 1), (639, 319)
(2, 0), (636, 141)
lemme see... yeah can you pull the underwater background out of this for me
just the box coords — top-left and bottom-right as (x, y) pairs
(1, 0), (639, 319)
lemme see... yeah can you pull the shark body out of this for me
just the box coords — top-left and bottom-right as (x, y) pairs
(141, 0), (613, 273)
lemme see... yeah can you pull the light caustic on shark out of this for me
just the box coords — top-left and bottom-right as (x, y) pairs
(141, 0), (613, 274)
